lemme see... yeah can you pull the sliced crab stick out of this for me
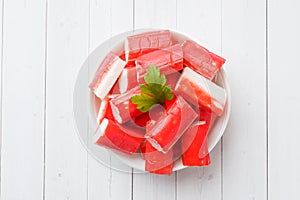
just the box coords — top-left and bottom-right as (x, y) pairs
(182, 40), (225, 80)
(125, 30), (173, 62)
(117, 67), (138, 94)
(136, 44), (183, 81)
(134, 112), (151, 127)
(96, 97), (115, 124)
(172, 139), (182, 162)
(144, 141), (173, 175)
(133, 104), (166, 128)
(175, 67), (227, 116)
(166, 72), (181, 90)
(89, 52), (126, 99)
(145, 96), (198, 153)
(110, 86), (143, 124)
(94, 118), (144, 155)
(109, 61), (137, 94)
(181, 110), (216, 166)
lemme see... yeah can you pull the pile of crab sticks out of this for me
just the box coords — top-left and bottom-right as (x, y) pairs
(89, 30), (227, 175)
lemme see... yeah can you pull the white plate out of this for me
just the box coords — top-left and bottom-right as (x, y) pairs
(73, 29), (231, 173)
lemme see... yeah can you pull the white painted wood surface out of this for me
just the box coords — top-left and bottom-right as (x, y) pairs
(1, 1), (45, 199)
(268, 0), (300, 199)
(222, 0), (267, 199)
(87, 1), (133, 200)
(0, 0), (3, 196)
(1, 0), (300, 200)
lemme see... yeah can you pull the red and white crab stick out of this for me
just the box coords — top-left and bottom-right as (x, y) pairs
(145, 96), (198, 153)
(125, 30), (173, 62)
(175, 67), (227, 116)
(181, 110), (216, 166)
(94, 118), (144, 155)
(182, 40), (225, 80)
(89, 52), (126, 100)
(115, 66), (138, 94)
(96, 96), (116, 124)
(136, 44), (183, 81)
(110, 86), (143, 124)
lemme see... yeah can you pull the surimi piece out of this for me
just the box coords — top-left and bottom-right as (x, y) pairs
(110, 86), (143, 124)
(117, 67), (138, 94)
(89, 52), (126, 99)
(144, 140), (173, 174)
(145, 96), (198, 153)
(134, 112), (151, 127)
(136, 44), (183, 81)
(94, 118), (143, 155)
(182, 40), (225, 80)
(125, 30), (173, 62)
(96, 97), (115, 124)
(110, 62), (138, 94)
(166, 72), (181, 90)
(175, 67), (227, 116)
(172, 139), (182, 162)
(134, 104), (166, 128)
(181, 110), (216, 166)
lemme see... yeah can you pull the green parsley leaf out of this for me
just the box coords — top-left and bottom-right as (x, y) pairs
(130, 65), (174, 112)
(131, 94), (158, 112)
(144, 65), (166, 85)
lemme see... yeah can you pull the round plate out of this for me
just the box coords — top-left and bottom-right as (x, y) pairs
(73, 29), (231, 173)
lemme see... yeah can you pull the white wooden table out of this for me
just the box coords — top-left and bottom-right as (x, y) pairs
(1, 0), (300, 199)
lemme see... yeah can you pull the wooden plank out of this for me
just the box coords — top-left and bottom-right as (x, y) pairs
(87, 0), (133, 200)
(268, 0), (300, 199)
(176, 0), (222, 199)
(132, 1), (177, 200)
(44, 0), (89, 199)
(177, 145), (221, 200)
(0, 0), (3, 196)
(134, 0), (177, 30)
(0, 0), (46, 199)
(0, 0), (3, 176)
(222, 0), (267, 199)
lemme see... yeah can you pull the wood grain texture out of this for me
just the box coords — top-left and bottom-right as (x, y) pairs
(44, 0), (89, 199)
(222, 0), (267, 199)
(268, 0), (300, 199)
(176, 1), (222, 199)
(87, 0), (133, 200)
(0, 0), (46, 199)
(132, 0), (177, 199)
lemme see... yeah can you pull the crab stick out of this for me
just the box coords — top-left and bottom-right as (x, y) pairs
(166, 72), (181, 90)
(145, 96), (198, 153)
(89, 52), (126, 99)
(117, 67), (138, 94)
(175, 67), (227, 116)
(181, 110), (216, 166)
(125, 30), (173, 62)
(110, 86), (143, 124)
(94, 118), (144, 155)
(182, 40), (225, 80)
(144, 141), (173, 175)
(96, 96), (116, 124)
(136, 44), (183, 81)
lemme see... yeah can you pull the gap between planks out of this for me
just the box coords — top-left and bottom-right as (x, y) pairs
(0, 0), (5, 198)
(42, 0), (48, 199)
(265, 0), (269, 199)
